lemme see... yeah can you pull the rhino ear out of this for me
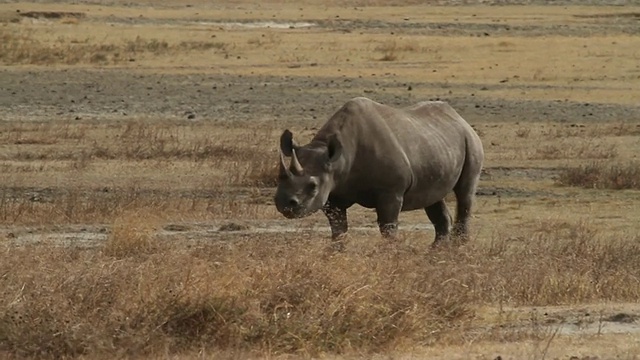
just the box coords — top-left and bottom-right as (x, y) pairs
(327, 134), (343, 163)
(280, 129), (298, 157)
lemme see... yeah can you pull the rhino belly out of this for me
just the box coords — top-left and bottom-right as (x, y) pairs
(401, 185), (453, 211)
(400, 166), (462, 211)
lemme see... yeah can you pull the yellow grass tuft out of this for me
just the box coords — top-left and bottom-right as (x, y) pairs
(59, 16), (79, 25)
(102, 212), (162, 257)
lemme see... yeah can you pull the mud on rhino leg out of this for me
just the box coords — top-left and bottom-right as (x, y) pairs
(375, 193), (403, 238)
(425, 200), (452, 246)
(322, 204), (348, 250)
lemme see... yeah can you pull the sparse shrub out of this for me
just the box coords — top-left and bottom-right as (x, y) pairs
(378, 52), (398, 62)
(515, 127), (531, 138)
(557, 161), (640, 189)
(59, 17), (80, 25)
(541, 126), (582, 138)
(247, 32), (280, 48)
(530, 141), (617, 160)
(376, 41), (398, 61)
(89, 52), (108, 64)
(178, 41), (227, 51)
(374, 40), (414, 62)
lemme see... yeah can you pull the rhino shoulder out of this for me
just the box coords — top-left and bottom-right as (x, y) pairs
(339, 97), (377, 114)
(410, 100), (452, 111)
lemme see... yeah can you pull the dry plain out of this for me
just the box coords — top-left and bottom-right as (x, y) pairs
(1, 1), (640, 359)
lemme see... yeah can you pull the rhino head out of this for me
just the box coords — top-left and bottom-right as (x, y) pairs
(275, 129), (342, 219)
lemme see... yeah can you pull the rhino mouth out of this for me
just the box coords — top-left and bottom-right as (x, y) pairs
(278, 206), (313, 219)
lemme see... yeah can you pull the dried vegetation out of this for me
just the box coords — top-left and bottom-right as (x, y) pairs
(2, 220), (639, 358)
(0, 28), (228, 65)
(0, 121), (277, 225)
(1, 118), (639, 358)
(558, 161), (640, 190)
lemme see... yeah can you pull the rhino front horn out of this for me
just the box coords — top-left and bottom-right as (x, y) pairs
(279, 151), (293, 179)
(290, 149), (304, 176)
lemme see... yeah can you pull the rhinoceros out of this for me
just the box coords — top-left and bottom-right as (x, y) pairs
(274, 97), (484, 248)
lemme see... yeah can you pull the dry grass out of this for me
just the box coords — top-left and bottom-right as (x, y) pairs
(529, 140), (618, 160)
(1, 220), (639, 358)
(2, 4), (639, 105)
(0, 29), (228, 65)
(480, 121), (638, 165)
(0, 120), (278, 225)
(558, 161), (640, 190)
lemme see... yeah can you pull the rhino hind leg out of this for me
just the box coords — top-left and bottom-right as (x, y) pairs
(425, 200), (452, 246)
(451, 195), (472, 244)
(452, 166), (481, 244)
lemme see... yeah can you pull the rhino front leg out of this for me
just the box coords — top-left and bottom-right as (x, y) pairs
(322, 204), (348, 250)
(375, 193), (403, 239)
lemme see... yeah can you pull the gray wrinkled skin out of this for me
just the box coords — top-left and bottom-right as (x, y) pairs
(275, 97), (484, 249)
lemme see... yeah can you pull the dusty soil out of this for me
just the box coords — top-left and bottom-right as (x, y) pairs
(2, 69), (639, 124)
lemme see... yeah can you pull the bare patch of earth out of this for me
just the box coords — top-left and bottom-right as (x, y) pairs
(80, 16), (640, 37)
(2, 70), (638, 124)
(476, 303), (640, 337)
(8, 0), (640, 6)
(1, 219), (432, 248)
(10, 2), (640, 37)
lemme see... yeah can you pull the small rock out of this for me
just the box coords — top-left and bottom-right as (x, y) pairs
(605, 313), (637, 323)
(164, 224), (190, 232)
